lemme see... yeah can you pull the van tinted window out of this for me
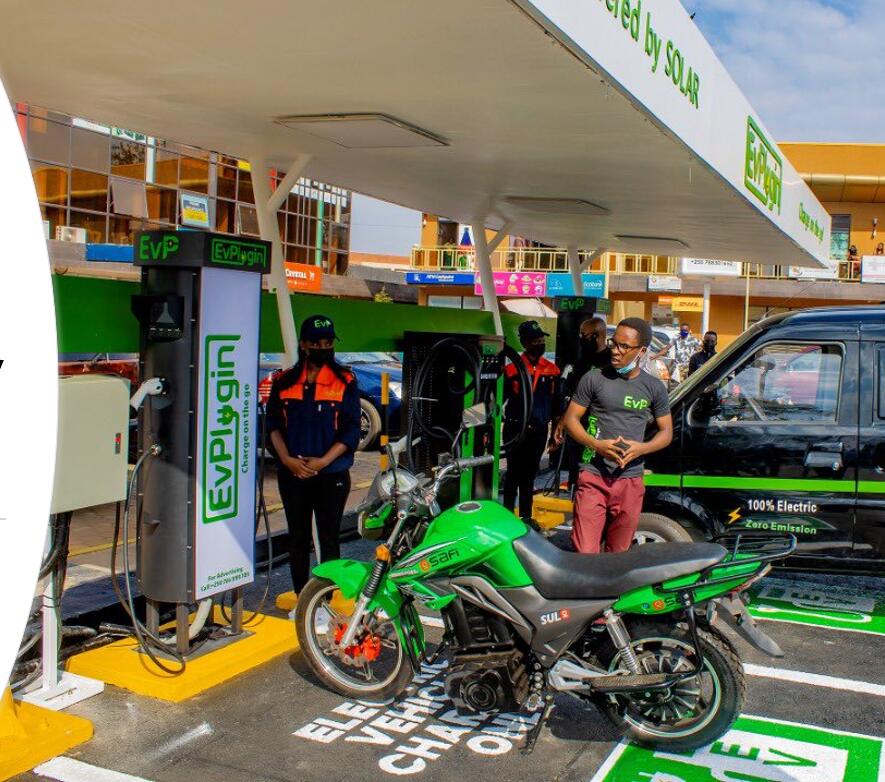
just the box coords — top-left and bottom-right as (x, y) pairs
(879, 347), (885, 420)
(711, 343), (842, 424)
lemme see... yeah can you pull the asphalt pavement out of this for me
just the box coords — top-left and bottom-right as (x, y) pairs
(14, 453), (885, 782)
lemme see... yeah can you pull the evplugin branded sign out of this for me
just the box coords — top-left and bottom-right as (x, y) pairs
(201, 335), (243, 523)
(745, 116), (783, 214)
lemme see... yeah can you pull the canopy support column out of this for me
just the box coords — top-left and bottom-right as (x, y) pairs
(472, 221), (506, 336)
(251, 154), (312, 367)
(567, 246), (583, 295)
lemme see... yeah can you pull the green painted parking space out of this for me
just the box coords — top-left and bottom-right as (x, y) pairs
(747, 578), (885, 636)
(591, 715), (883, 782)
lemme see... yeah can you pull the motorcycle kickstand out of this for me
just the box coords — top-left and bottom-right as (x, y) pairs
(521, 694), (554, 756)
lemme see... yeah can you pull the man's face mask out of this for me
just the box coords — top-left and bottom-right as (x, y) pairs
(526, 343), (546, 359)
(703, 338), (717, 352)
(581, 335), (599, 353)
(680, 327), (690, 338)
(307, 347), (335, 367)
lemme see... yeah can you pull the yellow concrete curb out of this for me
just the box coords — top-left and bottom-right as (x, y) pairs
(0, 689), (93, 781)
(275, 590), (297, 612)
(532, 494), (572, 531)
(66, 607), (297, 703)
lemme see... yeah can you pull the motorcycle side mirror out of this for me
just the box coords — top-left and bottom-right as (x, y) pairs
(462, 403), (487, 429)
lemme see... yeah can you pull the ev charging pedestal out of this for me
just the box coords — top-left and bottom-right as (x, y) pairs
(132, 230), (266, 642)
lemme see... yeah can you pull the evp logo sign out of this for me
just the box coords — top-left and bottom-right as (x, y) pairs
(744, 116), (783, 214)
(209, 238), (269, 271)
(138, 234), (180, 261)
(202, 335), (242, 523)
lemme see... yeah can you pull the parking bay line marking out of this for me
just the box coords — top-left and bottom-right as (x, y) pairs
(743, 663), (885, 697)
(34, 757), (155, 782)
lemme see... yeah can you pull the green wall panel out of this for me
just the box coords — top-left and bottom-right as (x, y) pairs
(53, 274), (556, 355)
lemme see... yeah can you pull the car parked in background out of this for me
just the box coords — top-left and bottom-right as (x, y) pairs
(258, 352), (403, 451)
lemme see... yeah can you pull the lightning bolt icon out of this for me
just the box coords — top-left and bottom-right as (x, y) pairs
(727, 508), (742, 525)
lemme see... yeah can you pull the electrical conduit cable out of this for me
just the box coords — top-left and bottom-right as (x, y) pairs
(500, 342), (533, 450)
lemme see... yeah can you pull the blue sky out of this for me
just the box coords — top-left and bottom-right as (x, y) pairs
(686, 0), (884, 143)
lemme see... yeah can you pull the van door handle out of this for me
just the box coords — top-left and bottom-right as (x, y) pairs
(811, 441), (843, 452)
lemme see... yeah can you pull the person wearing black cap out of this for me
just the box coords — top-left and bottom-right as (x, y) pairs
(266, 315), (361, 595)
(563, 317), (673, 553)
(502, 320), (562, 521)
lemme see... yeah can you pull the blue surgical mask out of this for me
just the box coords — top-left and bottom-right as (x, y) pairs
(680, 328), (689, 338)
(617, 355), (641, 375)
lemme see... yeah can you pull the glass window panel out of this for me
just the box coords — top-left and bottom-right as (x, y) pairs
(146, 185), (178, 223)
(712, 344), (842, 424)
(237, 170), (254, 204)
(287, 192), (301, 214)
(28, 117), (70, 165)
(153, 149), (179, 186)
(31, 162), (68, 206)
(216, 165), (237, 199)
(879, 347), (885, 420)
(40, 205), (67, 239)
(70, 169), (108, 212)
(286, 244), (308, 264)
(68, 209), (107, 243)
(216, 199), (236, 233)
(237, 204), (260, 236)
(30, 106), (71, 124)
(110, 138), (146, 179)
(180, 157), (209, 193)
(111, 178), (148, 218)
(71, 127), (109, 172)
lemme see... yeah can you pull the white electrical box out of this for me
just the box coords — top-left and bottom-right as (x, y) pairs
(51, 374), (130, 513)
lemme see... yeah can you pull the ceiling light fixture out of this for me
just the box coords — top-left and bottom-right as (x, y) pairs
(274, 113), (448, 149)
(504, 197), (609, 215)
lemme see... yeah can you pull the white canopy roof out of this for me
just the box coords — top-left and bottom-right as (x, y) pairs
(0, 0), (829, 267)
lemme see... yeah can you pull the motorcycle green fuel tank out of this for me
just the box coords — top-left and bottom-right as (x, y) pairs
(389, 501), (532, 592)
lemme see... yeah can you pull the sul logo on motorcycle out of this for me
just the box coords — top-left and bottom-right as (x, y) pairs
(540, 609), (571, 625)
(294, 435), (796, 754)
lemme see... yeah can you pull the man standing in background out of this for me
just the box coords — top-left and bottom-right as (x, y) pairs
(689, 331), (718, 376)
(653, 321), (700, 383)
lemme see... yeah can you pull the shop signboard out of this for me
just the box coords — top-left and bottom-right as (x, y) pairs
(648, 274), (682, 292)
(680, 257), (742, 277)
(405, 272), (475, 286)
(660, 295), (703, 313)
(591, 716), (884, 782)
(515, 0), (831, 267)
(285, 262), (323, 292)
(861, 255), (885, 284)
(545, 272), (607, 297)
(474, 271), (547, 298)
(180, 193), (210, 229)
(789, 257), (839, 280)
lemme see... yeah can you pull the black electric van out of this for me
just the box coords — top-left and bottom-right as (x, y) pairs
(641, 306), (885, 572)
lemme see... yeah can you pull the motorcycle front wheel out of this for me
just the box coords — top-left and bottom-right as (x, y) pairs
(294, 577), (414, 701)
(598, 619), (745, 751)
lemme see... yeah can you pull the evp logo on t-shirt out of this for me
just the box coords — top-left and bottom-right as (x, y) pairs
(623, 395), (649, 410)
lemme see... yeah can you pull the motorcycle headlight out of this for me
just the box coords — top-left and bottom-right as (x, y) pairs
(388, 382), (402, 399)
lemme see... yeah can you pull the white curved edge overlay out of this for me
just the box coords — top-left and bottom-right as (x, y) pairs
(0, 81), (58, 689)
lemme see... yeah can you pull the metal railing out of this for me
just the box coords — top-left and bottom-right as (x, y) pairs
(409, 246), (861, 283)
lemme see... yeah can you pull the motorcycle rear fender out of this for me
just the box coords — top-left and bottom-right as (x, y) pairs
(311, 559), (426, 661)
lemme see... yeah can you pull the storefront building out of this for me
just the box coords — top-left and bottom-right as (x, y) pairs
(18, 104), (352, 276)
(409, 144), (885, 345)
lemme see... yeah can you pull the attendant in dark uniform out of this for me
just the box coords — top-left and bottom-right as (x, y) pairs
(266, 315), (361, 595)
(688, 331), (717, 376)
(502, 321), (561, 521)
(558, 317), (613, 489)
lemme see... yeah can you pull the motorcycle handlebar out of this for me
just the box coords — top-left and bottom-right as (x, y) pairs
(454, 455), (495, 471)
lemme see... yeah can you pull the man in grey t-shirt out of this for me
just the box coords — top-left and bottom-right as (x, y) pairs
(563, 318), (673, 553)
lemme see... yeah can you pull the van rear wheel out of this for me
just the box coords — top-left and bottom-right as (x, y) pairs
(634, 513), (692, 545)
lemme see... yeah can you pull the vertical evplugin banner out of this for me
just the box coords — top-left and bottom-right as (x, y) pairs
(194, 267), (260, 599)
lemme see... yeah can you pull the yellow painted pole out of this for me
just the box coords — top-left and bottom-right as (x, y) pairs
(380, 372), (390, 470)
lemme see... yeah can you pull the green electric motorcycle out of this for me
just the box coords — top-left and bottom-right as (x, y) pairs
(295, 433), (795, 752)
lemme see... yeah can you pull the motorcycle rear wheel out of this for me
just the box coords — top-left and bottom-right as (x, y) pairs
(295, 577), (414, 701)
(598, 619), (745, 751)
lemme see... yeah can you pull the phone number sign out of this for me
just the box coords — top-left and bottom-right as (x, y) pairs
(591, 716), (882, 782)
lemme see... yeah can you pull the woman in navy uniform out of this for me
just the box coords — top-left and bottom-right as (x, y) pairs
(266, 315), (361, 595)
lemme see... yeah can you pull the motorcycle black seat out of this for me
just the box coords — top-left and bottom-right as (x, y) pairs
(512, 529), (727, 600)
